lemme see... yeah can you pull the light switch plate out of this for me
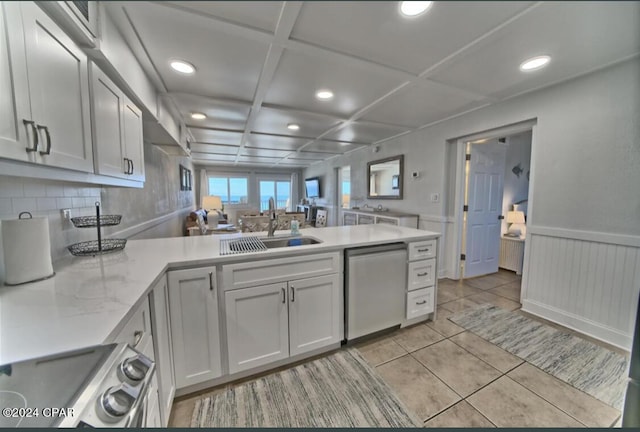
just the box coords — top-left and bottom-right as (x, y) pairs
(430, 193), (439, 203)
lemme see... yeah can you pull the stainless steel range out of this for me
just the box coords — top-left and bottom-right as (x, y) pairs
(0, 343), (155, 428)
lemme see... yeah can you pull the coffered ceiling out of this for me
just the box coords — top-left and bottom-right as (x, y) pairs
(106, 1), (640, 168)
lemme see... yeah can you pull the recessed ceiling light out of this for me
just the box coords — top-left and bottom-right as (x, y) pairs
(170, 59), (196, 74)
(315, 89), (334, 100)
(287, 123), (300, 131)
(519, 55), (551, 72)
(399, 1), (433, 17)
(190, 112), (207, 120)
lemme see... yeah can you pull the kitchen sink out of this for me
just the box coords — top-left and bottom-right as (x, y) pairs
(261, 236), (322, 249)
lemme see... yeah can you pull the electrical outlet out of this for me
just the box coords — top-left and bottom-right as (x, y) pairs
(430, 193), (440, 203)
(61, 209), (71, 220)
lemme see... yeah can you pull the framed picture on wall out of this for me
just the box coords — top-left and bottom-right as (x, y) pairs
(391, 175), (399, 190)
(186, 169), (192, 191)
(179, 165), (187, 191)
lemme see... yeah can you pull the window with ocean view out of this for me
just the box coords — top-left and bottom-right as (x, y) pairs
(259, 180), (290, 211)
(208, 176), (248, 205)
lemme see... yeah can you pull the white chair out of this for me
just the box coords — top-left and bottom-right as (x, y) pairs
(315, 209), (327, 228)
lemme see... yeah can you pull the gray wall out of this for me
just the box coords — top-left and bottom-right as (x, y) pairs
(304, 58), (640, 272)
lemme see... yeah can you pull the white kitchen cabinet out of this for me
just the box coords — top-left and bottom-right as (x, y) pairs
(144, 376), (162, 428)
(168, 267), (222, 389)
(0, 2), (32, 163)
(342, 209), (418, 228)
(224, 264), (342, 375)
(404, 240), (438, 323)
(225, 282), (289, 374)
(288, 274), (341, 356)
(20, 2), (93, 172)
(149, 275), (175, 426)
(91, 63), (144, 181)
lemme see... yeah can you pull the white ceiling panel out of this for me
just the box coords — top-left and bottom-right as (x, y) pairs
(429, 2), (640, 100)
(172, 93), (250, 130)
(253, 106), (343, 137)
(302, 140), (366, 154)
(238, 156), (282, 164)
(361, 82), (482, 128)
(276, 159), (308, 167)
(124, 3), (269, 100)
(191, 153), (238, 162)
(324, 121), (408, 143)
(190, 143), (239, 155)
(264, 50), (406, 117)
(162, 1), (283, 33)
(190, 128), (243, 145)
(242, 147), (292, 158)
(292, 151), (338, 160)
(246, 134), (309, 151)
(291, 2), (534, 74)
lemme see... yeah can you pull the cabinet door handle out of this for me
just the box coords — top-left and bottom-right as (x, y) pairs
(37, 125), (51, 155)
(281, 287), (286, 304)
(417, 248), (430, 252)
(129, 159), (134, 175)
(23, 120), (39, 153)
(133, 330), (143, 347)
(208, 271), (214, 292)
(290, 286), (295, 302)
(417, 272), (429, 277)
(416, 300), (427, 305)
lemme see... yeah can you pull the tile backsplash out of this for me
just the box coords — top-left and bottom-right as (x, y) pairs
(0, 176), (102, 281)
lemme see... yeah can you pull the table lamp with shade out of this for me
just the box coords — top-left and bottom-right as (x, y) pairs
(202, 195), (223, 224)
(506, 210), (526, 238)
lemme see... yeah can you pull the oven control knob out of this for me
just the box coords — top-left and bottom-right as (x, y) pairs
(119, 354), (153, 383)
(98, 383), (138, 421)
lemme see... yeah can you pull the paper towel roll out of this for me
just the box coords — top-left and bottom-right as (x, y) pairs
(2, 212), (54, 286)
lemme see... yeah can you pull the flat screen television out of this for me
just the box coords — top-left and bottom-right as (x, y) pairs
(305, 177), (321, 198)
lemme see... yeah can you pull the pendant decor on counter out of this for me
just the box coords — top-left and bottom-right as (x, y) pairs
(2, 212), (55, 285)
(67, 202), (126, 256)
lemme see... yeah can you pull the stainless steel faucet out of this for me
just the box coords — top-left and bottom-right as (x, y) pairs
(267, 196), (276, 237)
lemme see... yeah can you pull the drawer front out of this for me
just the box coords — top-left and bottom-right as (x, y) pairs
(375, 216), (398, 226)
(408, 258), (435, 290)
(108, 299), (151, 350)
(408, 240), (436, 261)
(223, 252), (341, 290)
(406, 287), (434, 319)
(357, 214), (375, 224)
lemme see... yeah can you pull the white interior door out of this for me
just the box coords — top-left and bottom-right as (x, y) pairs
(464, 141), (507, 278)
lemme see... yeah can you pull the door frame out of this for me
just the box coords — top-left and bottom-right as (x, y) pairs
(450, 119), (537, 280)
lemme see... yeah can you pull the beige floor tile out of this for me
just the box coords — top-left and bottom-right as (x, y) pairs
(392, 324), (444, 352)
(488, 281), (521, 301)
(169, 398), (197, 427)
(437, 284), (484, 305)
(376, 355), (461, 421)
(412, 340), (502, 397)
(424, 401), (495, 428)
(494, 269), (522, 283)
(439, 297), (480, 313)
(507, 363), (621, 427)
(355, 336), (408, 366)
(426, 312), (465, 338)
(464, 274), (509, 290)
(467, 376), (584, 427)
(449, 331), (523, 373)
(467, 292), (521, 311)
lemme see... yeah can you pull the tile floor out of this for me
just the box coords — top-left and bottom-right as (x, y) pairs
(169, 270), (623, 428)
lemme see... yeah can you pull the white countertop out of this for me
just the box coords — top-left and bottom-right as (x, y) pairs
(0, 224), (439, 364)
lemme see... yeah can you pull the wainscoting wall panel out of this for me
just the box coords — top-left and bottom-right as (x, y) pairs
(522, 226), (640, 350)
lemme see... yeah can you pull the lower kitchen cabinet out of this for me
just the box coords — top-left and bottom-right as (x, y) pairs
(149, 275), (175, 426)
(168, 267), (222, 389)
(225, 274), (342, 374)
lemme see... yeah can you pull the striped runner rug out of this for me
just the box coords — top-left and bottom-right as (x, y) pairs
(450, 304), (629, 410)
(190, 348), (421, 427)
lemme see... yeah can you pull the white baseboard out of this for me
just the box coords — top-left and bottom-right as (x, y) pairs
(522, 299), (631, 351)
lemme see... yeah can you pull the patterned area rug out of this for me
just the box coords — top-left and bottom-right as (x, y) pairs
(450, 304), (629, 410)
(190, 349), (421, 427)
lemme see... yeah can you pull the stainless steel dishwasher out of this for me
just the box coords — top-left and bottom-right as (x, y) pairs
(345, 243), (407, 341)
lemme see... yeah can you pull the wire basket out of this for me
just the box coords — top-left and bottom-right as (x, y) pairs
(71, 214), (122, 228)
(68, 239), (127, 256)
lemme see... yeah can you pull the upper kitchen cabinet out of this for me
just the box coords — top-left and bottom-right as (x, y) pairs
(16, 2), (93, 172)
(91, 63), (144, 181)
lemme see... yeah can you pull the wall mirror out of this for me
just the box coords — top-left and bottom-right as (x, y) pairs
(367, 155), (404, 199)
